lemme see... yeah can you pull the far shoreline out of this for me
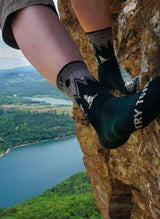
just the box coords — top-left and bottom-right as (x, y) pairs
(0, 134), (75, 159)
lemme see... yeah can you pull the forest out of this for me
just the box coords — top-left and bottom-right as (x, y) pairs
(0, 66), (68, 99)
(0, 172), (102, 219)
(0, 107), (75, 154)
(0, 67), (74, 155)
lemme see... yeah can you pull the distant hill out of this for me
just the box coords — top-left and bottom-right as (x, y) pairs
(0, 172), (102, 219)
(0, 66), (68, 99)
(0, 65), (39, 75)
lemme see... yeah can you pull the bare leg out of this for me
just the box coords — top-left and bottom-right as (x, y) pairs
(71, 0), (111, 32)
(12, 5), (83, 86)
(71, 0), (138, 94)
(11, 4), (160, 150)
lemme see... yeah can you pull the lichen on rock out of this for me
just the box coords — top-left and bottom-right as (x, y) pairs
(58, 0), (160, 218)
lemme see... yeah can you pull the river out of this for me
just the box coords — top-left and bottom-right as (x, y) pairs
(25, 97), (73, 105)
(0, 136), (85, 208)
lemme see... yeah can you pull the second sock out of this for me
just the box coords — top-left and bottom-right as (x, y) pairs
(86, 27), (138, 94)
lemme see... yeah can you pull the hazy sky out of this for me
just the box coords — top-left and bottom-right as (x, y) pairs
(0, 0), (58, 69)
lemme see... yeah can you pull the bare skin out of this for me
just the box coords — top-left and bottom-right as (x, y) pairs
(71, 0), (112, 32)
(12, 0), (112, 86)
(12, 5), (83, 86)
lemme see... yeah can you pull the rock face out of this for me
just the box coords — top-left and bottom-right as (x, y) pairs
(58, 0), (160, 218)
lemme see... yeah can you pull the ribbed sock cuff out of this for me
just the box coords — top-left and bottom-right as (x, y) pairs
(56, 61), (96, 104)
(56, 61), (87, 90)
(86, 27), (113, 46)
(86, 27), (112, 36)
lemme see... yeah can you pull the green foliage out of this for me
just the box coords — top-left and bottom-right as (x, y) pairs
(0, 80), (68, 99)
(0, 68), (68, 99)
(0, 108), (75, 154)
(50, 171), (91, 195)
(0, 172), (102, 219)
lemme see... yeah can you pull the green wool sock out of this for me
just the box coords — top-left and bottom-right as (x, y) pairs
(86, 27), (138, 94)
(57, 61), (160, 149)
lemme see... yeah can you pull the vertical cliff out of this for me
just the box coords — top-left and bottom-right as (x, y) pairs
(58, 0), (160, 218)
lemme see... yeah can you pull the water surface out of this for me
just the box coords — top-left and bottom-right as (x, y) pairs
(27, 97), (73, 105)
(0, 137), (85, 208)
